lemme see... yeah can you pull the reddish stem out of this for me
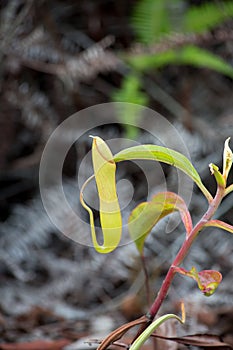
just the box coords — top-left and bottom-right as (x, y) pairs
(147, 186), (224, 320)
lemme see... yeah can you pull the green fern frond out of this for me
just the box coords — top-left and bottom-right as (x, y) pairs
(112, 73), (148, 138)
(131, 0), (172, 44)
(131, 0), (233, 43)
(126, 46), (233, 79)
(184, 1), (233, 34)
(114, 0), (233, 135)
(112, 74), (147, 105)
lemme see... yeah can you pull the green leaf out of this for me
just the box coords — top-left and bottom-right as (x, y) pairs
(184, 2), (233, 34)
(131, 0), (233, 44)
(126, 49), (178, 71)
(204, 219), (233, 234)
(126, 46), (233, 79)
(114, 144), (212, 202)
(177, 267), (222, 297)
(209, 163), (226, 188)
(130, 313), (184, 350)
(112, 73), (148, 139)
(128, 192), (193, 254)
(112, 74), (148, 106)
(131, 0), (171, 44)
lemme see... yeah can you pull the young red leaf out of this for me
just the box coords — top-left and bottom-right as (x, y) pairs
(152, 192), (193, 235)
(176, 267), (222, 297)
(198, 270), (222, 296)
(128, 192), (192, 254)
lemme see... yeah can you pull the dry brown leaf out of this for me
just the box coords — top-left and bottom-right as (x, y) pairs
(151, 333), (233, 348)
(0, 339), (71, 350)
(97, 315), (148, 350)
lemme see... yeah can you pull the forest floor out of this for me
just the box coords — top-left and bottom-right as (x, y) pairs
(0, 1), (233, 349)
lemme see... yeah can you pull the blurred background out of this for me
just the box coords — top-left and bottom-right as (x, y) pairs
(0, 0), (233, 347)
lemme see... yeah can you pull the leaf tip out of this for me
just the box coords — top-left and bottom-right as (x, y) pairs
(209, 163), (225, 187)
(223, 137), (233, 179)
(209, 163), (214, 175)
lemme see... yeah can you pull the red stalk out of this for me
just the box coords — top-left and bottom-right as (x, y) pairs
(148, 186), (224, 320)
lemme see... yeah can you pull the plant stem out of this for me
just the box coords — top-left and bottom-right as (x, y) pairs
(147, 186), (224, 320)
(141, 255), (151, 307)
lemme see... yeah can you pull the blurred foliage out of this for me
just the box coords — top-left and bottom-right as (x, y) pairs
(112, 73), (148, 138)
(132, 0), (233, 43)
(127, 45), (233, 76)
(112, 0), (233, 137)
(131, 0), (172, 43)
(184, 1), (233, 34)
